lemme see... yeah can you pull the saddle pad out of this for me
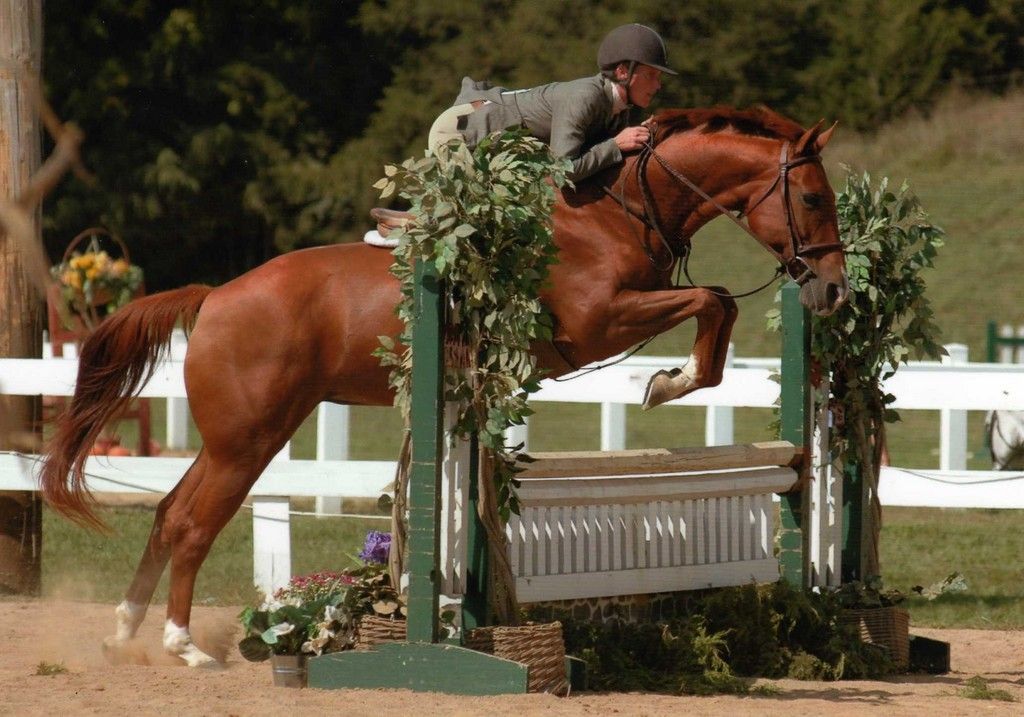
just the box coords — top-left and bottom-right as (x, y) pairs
(363, 229), (399, 248)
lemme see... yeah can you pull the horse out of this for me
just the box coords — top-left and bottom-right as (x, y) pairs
(986, 410), (1024, 470)
(40, 106), (848, 667)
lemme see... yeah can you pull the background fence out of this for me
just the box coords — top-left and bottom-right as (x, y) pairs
(3, 332), (1023, 596)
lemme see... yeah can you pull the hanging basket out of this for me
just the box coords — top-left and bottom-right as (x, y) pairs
(465, 621), (568, 695)
(50, 227), (144, 328)
(840, 606), (910, 670)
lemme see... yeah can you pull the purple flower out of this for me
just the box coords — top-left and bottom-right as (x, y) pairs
(358, 531), (391, 564)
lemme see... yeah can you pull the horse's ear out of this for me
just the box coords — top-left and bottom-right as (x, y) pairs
(813, 121), (838, 154)
(794, 119), (824, 156)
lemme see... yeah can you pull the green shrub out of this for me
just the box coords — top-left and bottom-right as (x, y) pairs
(560, 582), (897, 694)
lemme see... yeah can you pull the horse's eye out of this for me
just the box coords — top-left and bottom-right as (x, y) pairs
(801, 192), (822, 209)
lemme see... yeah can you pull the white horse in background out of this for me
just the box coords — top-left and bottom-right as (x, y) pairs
(986, 411), (1024, 470)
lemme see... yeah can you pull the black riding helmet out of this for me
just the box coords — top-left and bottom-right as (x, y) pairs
(597, 24), (678, 76)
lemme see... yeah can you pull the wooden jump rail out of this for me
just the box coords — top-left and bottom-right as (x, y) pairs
(516, 440), (803, 479)
(309, 264), (825, 693)
(498, 441), (804, 603)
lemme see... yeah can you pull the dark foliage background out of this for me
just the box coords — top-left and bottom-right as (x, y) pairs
(42, 0), (1023, 289)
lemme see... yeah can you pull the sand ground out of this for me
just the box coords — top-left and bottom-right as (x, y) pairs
(1, 599), (1022, 716)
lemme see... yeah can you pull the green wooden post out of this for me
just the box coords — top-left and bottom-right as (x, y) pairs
(778, 281), (810, 587)
(406, 259), (444, 643)
(986, 320), (997, 364)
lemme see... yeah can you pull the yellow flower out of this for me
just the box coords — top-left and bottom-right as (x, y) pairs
(62, 270), (82, 290)
(93, 251), (111, 273)
(110, 259), (130, 278)
(86, 267), (100, 280)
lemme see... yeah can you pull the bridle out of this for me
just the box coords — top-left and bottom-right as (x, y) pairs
(603, 126), (844, 293)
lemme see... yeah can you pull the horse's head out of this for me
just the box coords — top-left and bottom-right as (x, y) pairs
(741, 120), (848, 316)
(648, 108), (849, 316)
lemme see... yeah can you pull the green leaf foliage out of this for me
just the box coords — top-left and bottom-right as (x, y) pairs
(375, 129), (570, 515)
(556, 581), (896, 694)
(810, 170), (946, 466)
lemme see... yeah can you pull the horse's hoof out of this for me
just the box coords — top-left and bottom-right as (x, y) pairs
(175, 647), (223, 669)
(642, 369), (682, 410)
(101, 636), (139, 665)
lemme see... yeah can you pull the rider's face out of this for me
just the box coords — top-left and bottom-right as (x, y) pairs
(626, 64), (662, 108)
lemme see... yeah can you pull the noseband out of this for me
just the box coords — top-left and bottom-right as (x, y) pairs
(605, 130), (843, 290)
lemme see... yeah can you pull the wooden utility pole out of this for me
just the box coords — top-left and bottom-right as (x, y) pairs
(0, 0), (44, 594)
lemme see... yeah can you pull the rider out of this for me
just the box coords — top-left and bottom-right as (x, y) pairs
(428, 23), (677, 183)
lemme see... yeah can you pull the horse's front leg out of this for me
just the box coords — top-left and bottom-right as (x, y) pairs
(604, 286), (737, 410)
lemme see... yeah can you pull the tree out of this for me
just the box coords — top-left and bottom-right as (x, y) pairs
(42, 1), (387, 289)
(0, 0), (44, 595)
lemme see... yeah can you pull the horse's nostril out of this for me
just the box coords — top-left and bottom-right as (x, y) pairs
(826, 280), (848, 309)
(826, 283), (839, 307)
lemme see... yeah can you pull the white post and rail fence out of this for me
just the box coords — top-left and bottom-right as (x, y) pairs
(3, 335), (1023, 597)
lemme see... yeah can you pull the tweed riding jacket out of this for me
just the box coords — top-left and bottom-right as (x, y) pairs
(451, 74), (631, 183)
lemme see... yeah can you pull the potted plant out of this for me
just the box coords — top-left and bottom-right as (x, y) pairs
(346, 532), (409, 646)
(835, 573), (965, 671)
(836, 576), (912, 669)
(238, 571), (355, 687)
(237, 531), (413, 686)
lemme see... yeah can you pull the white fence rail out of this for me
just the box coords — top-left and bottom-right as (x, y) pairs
(3, 338), (1023, 596)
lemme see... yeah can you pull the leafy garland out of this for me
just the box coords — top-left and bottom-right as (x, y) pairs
(374, 129), (571, 517)
(768, 168), (946, 577)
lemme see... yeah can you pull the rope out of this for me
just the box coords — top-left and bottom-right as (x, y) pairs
(885, 467), (1024, 484)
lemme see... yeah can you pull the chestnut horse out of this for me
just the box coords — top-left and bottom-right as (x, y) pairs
(40, 107), (848, 666)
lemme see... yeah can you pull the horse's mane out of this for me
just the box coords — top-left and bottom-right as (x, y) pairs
(652, 106), (807, 142)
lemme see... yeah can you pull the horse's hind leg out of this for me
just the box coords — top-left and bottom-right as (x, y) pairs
(103, 455), (206, 653)
(158, 450), (271, 667)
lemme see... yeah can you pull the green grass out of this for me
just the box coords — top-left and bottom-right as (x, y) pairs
(34, 661), (68, 676)
(881, 507), (1024, 628)
(42, 504), (385, 606)
(958, 676), (1017, 702)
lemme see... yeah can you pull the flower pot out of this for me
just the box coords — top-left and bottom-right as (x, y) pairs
(355, 614), (407, 649)
(465, 621), (568, 695)
(270, 654), (307, 688)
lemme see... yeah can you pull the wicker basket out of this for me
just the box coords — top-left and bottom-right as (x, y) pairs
(840, 607), (910, 669)
(465, 621), (568, 695)
(355, 614), (407, 649)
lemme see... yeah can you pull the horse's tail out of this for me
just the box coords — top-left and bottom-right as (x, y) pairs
(40, 284), (213, 529)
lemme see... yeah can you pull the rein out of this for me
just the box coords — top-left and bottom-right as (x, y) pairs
(602, 128), (843, 296)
